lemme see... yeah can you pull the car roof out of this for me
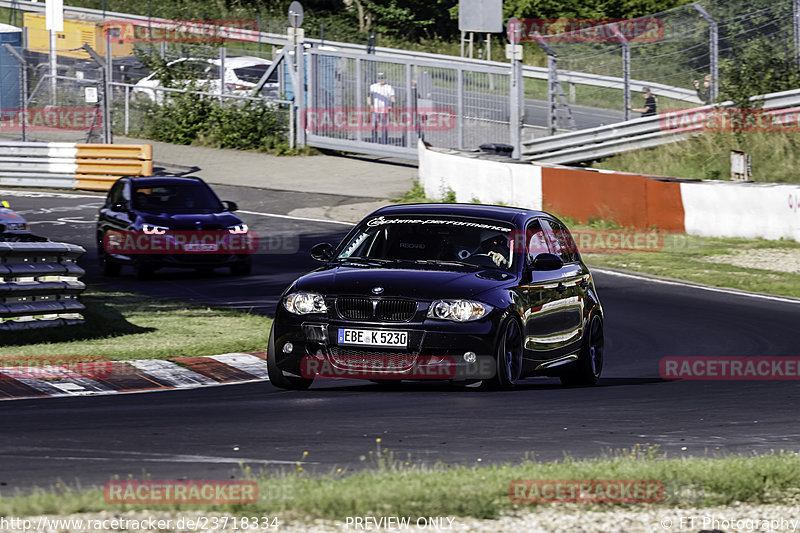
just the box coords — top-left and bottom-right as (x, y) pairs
(369, 203), (550, 226)
(210, 56), (272, 68)
(124, 176), (208, 186)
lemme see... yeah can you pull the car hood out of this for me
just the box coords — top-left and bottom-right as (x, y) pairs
(137, 212), (242, 227)
(294, 265), (516, 301)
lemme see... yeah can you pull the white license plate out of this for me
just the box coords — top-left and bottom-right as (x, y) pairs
(184, 243), (218, 252)
(338, 328), (408, 347)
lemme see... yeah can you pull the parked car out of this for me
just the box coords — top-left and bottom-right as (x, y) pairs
(267, 203), (604, 390)
(132, 55), (279, 102)
(96, 177), (253, 278)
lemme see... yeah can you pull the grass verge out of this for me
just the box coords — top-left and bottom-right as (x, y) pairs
(1, 447), (800, 519)
(592, 131), (800, 182)
(554, 214), (800, 299)
(0, 290), (271, 359)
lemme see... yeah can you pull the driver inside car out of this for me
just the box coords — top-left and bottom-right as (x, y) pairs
(480, 234), (510, 267)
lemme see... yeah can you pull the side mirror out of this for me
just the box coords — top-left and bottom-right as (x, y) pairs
(222, 200), (238, 211)
(110, 202), (127, 212)
(310, 242), (334, 262)
(531, 253), (563, 271)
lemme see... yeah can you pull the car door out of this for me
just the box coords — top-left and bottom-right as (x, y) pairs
(541, 218), (590, 354)
(517, 218), (572, 362)
(98, 180), (133, 253)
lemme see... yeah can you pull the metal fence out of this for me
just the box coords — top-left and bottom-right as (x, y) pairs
(304, 48), (511, 159)
(534, 0), (797, 134)
(2, 0), (800, 160)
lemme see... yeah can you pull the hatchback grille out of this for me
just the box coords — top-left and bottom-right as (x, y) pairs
(336, 297), (416, 322)
(328, 347), (418, 371)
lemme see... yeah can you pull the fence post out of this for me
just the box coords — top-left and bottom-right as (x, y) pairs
(355, 57), (363, 143)
(507, 20), (523, 158)
(81, 44), (111, 143)
(219, 47), (226, 99)
(693, 3), (718, 102)
(105, 29), (113, 142)
(795, 0), (800, 70)
(405, 62), (413, 148)
(457, 67), (464, 150)
(295, 35), (306, 148)
(124, 84), (129, 135)
(610, 24), (630, 121)
(531, 33), (558, 136)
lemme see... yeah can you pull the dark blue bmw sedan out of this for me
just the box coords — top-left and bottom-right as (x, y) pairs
(96, 176), (253, 279)
(268, 203), (604, 391)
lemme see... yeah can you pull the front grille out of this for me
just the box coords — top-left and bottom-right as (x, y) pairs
(336, 297), (417, 322)
(337, 297), (372, 320)
(171, 224), (225, 231)
(328, 347), (418, 371)
(168, 253), (231, 264)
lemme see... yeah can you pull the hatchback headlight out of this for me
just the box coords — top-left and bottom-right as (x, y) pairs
(284, 292), (327, 315)
(427, 299), (491, 322)
(5, 222), (28, 231)
(228, 224), (248, 234)
(142, 224), (168, 235)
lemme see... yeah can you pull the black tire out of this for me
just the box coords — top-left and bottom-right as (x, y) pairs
(230, 261), (252, 276)
(488, 317), (524, 390)
(267, 325), (313, 390)
(560, 314), (604, 387)
(133, 259), (156, 280)
(97, 234), (121, 276)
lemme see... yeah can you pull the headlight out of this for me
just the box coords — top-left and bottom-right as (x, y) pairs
(427, 299), (491, 322)
(5, 222), (28, 231)
(284, 292), (327, 315)
(142, 224), (168, 235)
(228, 224), (248, 234)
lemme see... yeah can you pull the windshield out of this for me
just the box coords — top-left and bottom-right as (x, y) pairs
(337, 215), (515, 270)
(233, 64), (276, 84)
(132, 182), (223, 214)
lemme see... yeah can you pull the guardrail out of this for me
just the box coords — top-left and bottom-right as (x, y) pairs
(0, 141), (153, 191)
(522, 88), (800, 164)
(0, 241), (86, 330)
(0, 0), (698, 104)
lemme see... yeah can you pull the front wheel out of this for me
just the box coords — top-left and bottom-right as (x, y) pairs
(488, 318), (524, 390)
(267, 326), (313, 390)
(560, 314), (604, 386)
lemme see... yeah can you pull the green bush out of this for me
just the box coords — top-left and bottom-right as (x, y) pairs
(138, 92), (288, 153)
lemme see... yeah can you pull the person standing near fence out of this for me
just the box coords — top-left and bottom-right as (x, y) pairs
(693, 74), (712, 105)
(368, 72), (395, 144)
(628, 87), (657, 117)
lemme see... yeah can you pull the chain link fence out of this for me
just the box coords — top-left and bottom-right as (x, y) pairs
(533, 0), (797, 133)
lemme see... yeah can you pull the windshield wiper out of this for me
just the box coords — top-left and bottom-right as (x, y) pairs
(410, 259), (479, 268)
(336, 257), (394, 266)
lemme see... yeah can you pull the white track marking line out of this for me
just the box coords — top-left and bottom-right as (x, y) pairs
(593, 267), (800, 305)
(126, 360), (217, 387)
(209, 353), (269, 379)
(239, 209), (355, 226)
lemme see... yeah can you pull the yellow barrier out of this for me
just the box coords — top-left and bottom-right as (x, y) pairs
(75, 176), (121, 191)
(76, 159), (153, 176)
(75, 144), (153, 160)
(73, 143), (153, 191)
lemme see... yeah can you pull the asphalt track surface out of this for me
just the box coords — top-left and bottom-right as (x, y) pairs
(0, 187), (799, 491)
